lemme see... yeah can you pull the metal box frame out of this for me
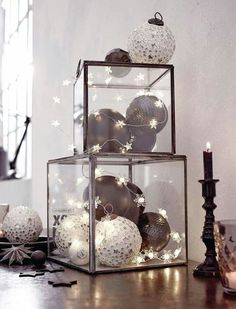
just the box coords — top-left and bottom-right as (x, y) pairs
(47, 153), (187, 274)
(73, 61), (176, 155)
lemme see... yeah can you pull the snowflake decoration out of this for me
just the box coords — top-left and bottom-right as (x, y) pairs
(134, 194), (146, 207)
(0, 245), (32, 265)
(158, 208), (168, 219)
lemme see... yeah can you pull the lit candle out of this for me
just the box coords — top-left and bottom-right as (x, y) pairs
(203, 142), (213, 179)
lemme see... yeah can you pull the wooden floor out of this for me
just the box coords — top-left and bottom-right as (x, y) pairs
(0, 260), (236, 309)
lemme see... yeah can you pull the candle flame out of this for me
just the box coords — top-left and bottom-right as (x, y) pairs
(206, 142), (211, 152)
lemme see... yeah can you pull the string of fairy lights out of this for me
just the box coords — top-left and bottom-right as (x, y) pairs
(49, 66), (184, 265)
(50, 66), (167, 154)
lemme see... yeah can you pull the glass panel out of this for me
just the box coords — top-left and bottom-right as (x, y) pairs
(48, 161), (90, 272)
(48, 155), (186, 273)
(73, 63), (175, 154)
(19, 0), (28, 20)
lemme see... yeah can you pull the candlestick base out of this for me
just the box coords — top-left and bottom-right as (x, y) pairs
(193, 261), (220, 278)
(193, 177), (220, 278)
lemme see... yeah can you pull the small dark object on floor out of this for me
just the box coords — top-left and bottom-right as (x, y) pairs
(31, 250), (46, 267)
(33, 265), (64, 273)
(19, 271), (45, 278)
(48, 279), (77, 287)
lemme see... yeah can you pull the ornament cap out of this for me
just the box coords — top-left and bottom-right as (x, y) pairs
(148, 12), (164, 26)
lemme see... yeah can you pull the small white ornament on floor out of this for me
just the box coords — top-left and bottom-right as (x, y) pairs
(69, 239), (89, 266)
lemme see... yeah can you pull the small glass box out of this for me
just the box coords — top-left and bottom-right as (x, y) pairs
(73, 61), (175, 155)
(47, 153), (187, 274)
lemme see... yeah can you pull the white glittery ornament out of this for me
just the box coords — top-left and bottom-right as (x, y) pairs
(55, 212), (89, 257)
(69, 239), (89, 266)
(2, 206), (43, 243)
(127, 20), (175, 64)
(96, 216), (142, 267)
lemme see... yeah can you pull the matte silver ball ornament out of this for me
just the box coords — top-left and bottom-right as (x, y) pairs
(126, 95), (168, 134)
(87, 109), (130, 153)
(138, 212), (171, 252)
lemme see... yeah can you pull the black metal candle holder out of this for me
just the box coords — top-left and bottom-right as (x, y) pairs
(193, 178), (220, 278)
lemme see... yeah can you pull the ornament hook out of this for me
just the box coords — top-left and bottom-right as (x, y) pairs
(148, 11), (164, 26)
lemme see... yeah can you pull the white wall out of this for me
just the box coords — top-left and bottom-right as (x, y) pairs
(32, 0), (236, 262)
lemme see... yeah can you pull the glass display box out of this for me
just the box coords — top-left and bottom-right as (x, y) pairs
(47, 153), (187, 274)
(73, 61), (175, 155)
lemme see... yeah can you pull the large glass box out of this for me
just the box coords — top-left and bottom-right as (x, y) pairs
(73, 61), (175, 155)
(47, 153), (187, 274)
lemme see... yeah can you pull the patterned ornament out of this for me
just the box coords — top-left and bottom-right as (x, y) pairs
(96, 216), (142, 267)
(126, 95), (168, 135)
(55, 212), (89, 257)
(2, 206), (43, 243)
(127, 12), (175, 64)
(129, 127), (157, 152)
(105, 48), (132, 78)
(68, 239), (89, 266)
(87, 109), (130, 153)
(138, 212), (171, 252)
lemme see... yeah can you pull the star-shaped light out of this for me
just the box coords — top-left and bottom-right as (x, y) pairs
(105, 77), (112, 85)
(158, 208), (168, 219)
(116, 120), (125, 128)
(149, 119), (158, 129)
(154, 100), (163, 108)
(136, 73), (144, 81)
(93, 111), (100, 117)
(95, 196), (102, 208)
(124, 142), (132, 151)
(105, 66), (112, 74)
(116, 95), (123, 102)
(116, 176), (128, 186)
(92, 144), (102, 153)
(62, 80), (71, 86)
(53, 96), (61, 104)
(51, 120), (60, 127)
(68, 144), (76, 151)
(171, 232), (181, 243)
(92, 94), (97, 102)
(161, 250), (173, 263)
(134, 194), (146, 207)
(95, 168), (103, 177)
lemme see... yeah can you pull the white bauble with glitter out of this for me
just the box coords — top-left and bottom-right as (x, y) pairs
(96, 216), (142, 267)
(2, 206), (43, 243)
(69, 239), (89, 266)
(55, 212), (89, 257)
(127, 21), (175, 64)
